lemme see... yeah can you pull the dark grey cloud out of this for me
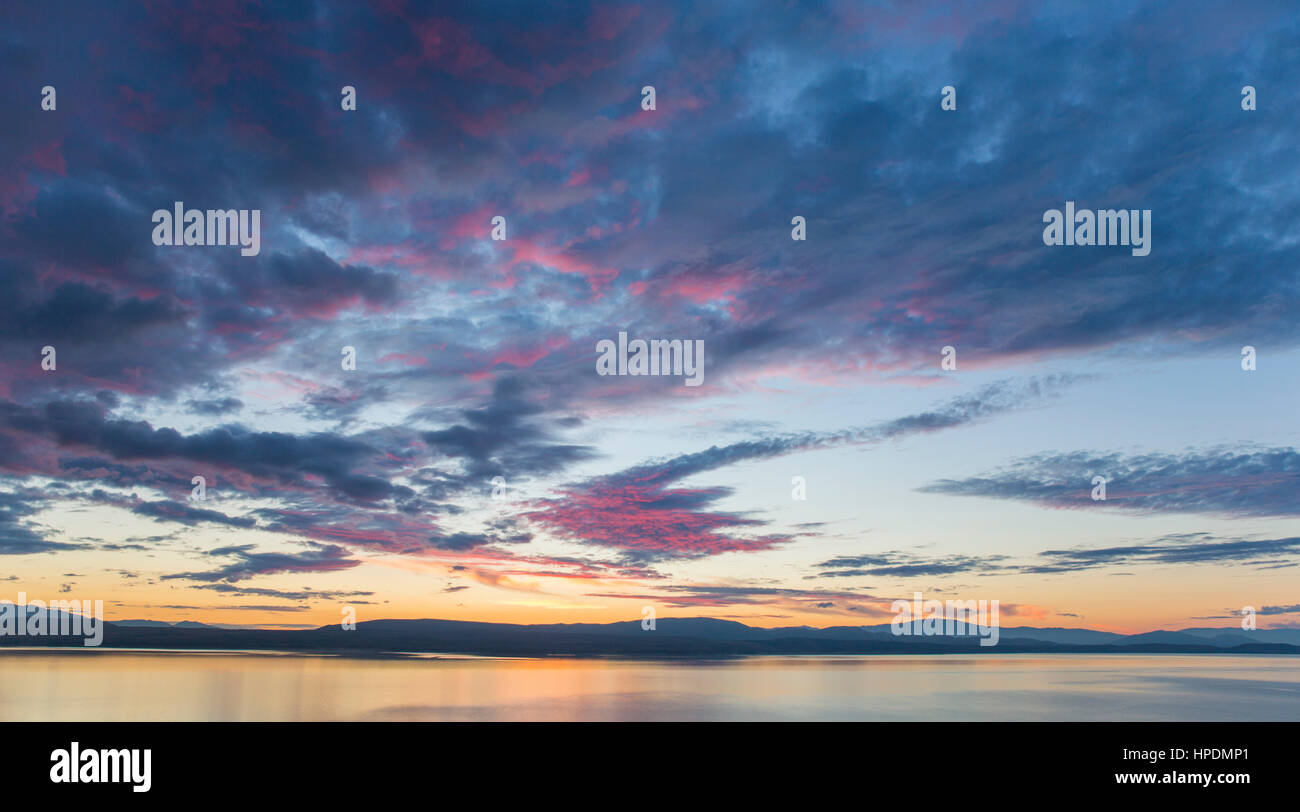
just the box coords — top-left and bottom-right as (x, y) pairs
(921, 447), (1300, 517)
(131, 499), (257, 528)
(2, 398), (409, 503)
(159, 543), (360, 583)
(1026, 533), (1300, 573)
(185, 397), (243, 416)
(813, 552), (1010, 578)
(585, 583), (883, 609)
(193, 583), (375, 602)
(813, 533), (1300, 578)
(428, 527), (533, 551)
(420, 377), (598, 485)
(0, 490), (76, 555)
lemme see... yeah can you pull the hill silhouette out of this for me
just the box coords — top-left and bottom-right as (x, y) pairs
(1, 615), (1296, 657)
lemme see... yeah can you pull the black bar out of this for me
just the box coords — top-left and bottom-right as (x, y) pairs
(7, 722), (1289, 800)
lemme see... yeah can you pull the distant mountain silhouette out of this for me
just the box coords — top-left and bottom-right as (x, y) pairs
(0, 615), (1296, 657)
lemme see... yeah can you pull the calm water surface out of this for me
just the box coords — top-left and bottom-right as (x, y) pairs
(1, 650), (1296, 721)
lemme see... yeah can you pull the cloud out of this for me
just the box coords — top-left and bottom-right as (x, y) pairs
(0, 489), (76, 555)
(3, 0), (1296, 416)
(814, 533), (1300, 578)
(527, 377), (1075, 561)
(192, 583), (376, 602)
(428, 528), (532, 551)
(185, 397), (243, 416)
(1026, 533), (1300, 573)
(160, 543), (360, 583)
(921, 447), (1300, 517)
(130, 499), (257, 528)
(813, 551), (1010, 578)
(586, 583), (886, 611)
(2, 0), (1298, 623)
(419, 377), (597, 485)
(0, 398), (409, 503)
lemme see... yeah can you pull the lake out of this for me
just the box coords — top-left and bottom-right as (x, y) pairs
(1, 650), (1296, 721)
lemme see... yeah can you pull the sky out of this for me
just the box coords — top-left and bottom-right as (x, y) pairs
(1, 0), (1297, 633)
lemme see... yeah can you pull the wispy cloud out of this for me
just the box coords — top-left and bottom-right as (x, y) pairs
(922, 447), (1300, 517)
(528, 377), (1077, 561)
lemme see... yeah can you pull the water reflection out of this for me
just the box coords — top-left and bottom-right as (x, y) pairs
(0, 650), (1296, 721)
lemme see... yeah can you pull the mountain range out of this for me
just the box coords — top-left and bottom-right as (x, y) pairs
(1, 614), (1297, 657)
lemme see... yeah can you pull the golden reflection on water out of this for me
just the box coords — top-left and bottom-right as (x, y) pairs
(0, 650), (1296, 721)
